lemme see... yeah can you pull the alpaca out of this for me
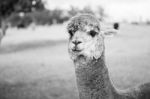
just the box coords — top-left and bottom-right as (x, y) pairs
(67, 14), (150, 99)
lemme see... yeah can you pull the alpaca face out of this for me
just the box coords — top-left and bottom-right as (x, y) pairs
(67, 14), (104, 61)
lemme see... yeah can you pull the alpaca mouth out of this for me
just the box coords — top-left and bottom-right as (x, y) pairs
(72, 48), (82, 52)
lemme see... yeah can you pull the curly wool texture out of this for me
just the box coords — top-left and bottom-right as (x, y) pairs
(67, 14), (100, 33)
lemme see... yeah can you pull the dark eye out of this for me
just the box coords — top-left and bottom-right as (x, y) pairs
(68, 30), (73, 37)
(88, 30), (97, 37)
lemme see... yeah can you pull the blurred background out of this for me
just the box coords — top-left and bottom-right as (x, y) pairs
(0, 0), (150, 99)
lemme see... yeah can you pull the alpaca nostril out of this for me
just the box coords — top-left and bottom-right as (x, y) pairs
(72, 41), (82, 45)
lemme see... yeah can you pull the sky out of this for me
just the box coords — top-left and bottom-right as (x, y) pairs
(44, 0), (150, 22)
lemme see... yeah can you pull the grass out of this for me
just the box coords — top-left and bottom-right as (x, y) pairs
(0, 23), (150, 99)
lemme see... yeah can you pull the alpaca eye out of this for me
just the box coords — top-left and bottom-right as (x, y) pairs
(88, 30), (97, 37)
(68, 30), (73, 37)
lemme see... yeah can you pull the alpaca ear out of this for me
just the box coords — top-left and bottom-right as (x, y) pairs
(101, 29), (118, 37)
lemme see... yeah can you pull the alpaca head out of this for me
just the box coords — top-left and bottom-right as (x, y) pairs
(67, 14), (104, 63)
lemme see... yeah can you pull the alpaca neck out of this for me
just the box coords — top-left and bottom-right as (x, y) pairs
(74, 52), (118, 99)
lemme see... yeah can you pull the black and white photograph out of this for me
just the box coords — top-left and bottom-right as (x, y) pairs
(0, 0), (150, 99)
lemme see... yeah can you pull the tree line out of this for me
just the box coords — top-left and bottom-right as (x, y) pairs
(0, 0), (107, 28)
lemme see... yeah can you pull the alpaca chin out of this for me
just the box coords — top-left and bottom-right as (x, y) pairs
(70, 50), (103, 66)
(69, 51), (90, 64)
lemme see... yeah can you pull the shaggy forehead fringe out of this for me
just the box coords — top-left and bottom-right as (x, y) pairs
(67, 14), (101, 32)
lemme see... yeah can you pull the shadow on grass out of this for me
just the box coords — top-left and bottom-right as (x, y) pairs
(0, 78), (78, 99)
(0, 40), (67, 54)
(0, 81), (48, 99)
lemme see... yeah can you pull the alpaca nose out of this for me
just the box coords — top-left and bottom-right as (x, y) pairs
(72, 40), (82, 46)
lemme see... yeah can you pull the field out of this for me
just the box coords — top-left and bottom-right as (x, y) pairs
(0, 23), (150, 99)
